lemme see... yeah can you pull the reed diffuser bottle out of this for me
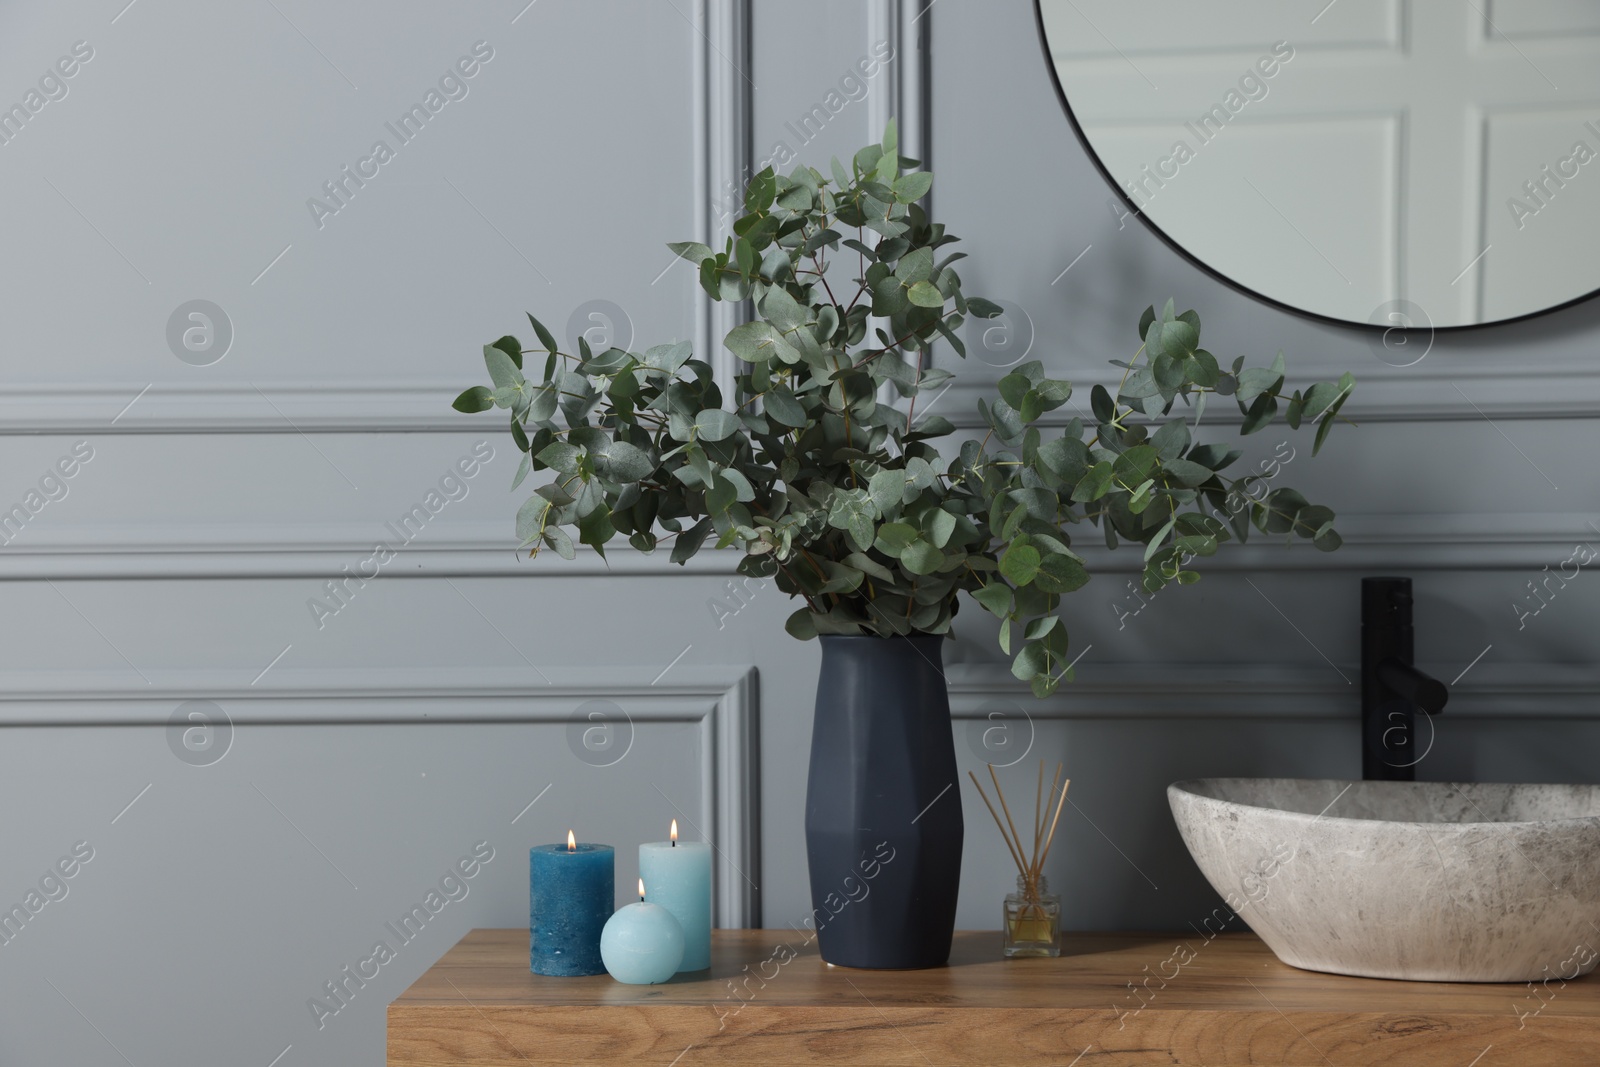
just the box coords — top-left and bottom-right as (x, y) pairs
(1003, 873), (1061, 957)
(970, 762), (1068, 959)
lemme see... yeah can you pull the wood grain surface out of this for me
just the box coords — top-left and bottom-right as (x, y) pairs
(388, 929), (1597, 1065)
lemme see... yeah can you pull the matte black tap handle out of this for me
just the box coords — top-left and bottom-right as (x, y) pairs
(1375, 658), (1449, 716)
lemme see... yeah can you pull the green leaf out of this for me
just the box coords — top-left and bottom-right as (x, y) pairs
(830, 156), (852, 189)
(892, 171), (933, 202)
(1150, 420), (1190, 461)
(1034, 553), (1090, 594)
(484, 345), (524, 391)
(785, 607), (818, 640)
(526, 313), (559, 356)
(453, 386), (494, 413)
(999, 543), (1041, 586)
(536, 441), (582, 475)
(724, 320), (796, 364)
(745, 167), (777, 213)
(760, 286), (809, 332)
(906, 280), (945, 308)
(1137, 304), (1156, 341)
(869, 468), (905, 516)
(577, 505), (615, 557)
(1313, 374), (1355, 456)
(827, 489), (877, 552)
(1184, 349), (1220, 387)
(1301, 379), (1345, 420)
(1090, 383), (1115, 423)
(874, 522), (919, 554)
(925, 508), (957, 548)
(1024, 616), (1059, 641)
(1145, 317), (1199, 360)
(515, 495), (547, 542)
(667, 241), (713, 265)
(845, 552), (896, 583)
(510, 453), (532, 490)
(1144, 515), (1177, 561)
(693, 409), (741, 441)
(1071, 462), (1114, 502)
(541, 524), (576, 560)
(490, 335), (522, 370)
(980, 397), (1024, 442)
(1037, 437), (1090, 484)
(707, 472), (737, 515)
(1162, 457), (1214, 487)
(670, 517), (712, 564)
(528, 384), (559, 423)
(973, 582), (1013, 617)
(997, 372), (1030, 409)
(1241, 392), (1276, 435)
(901, 541), (944, 575)
(599, 440), (653, 482)
(1112, 444), (1159, 484)
(764, 386), (807, 427)
(1011, 640), (1050, 682)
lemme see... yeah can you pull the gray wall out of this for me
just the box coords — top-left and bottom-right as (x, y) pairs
(2, 2), (1598, 1064)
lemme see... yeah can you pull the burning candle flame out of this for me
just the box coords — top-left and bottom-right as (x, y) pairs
(567, 830), (576, 852)
(670, 819), (678, 845)
(638, 878), (646, 901)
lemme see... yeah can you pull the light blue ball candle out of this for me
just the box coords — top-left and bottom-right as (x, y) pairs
(600, 880), (685, 985)
(639, 820), (712, 971)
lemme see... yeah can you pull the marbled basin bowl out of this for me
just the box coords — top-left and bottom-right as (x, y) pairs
(1169, 778), (1600, 982)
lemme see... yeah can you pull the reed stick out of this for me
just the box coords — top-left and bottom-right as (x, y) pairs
(969, 760), (1073, 923)
(967, 770), (1027, 877)
(1032, 760), (1044, 866)
(1037, 770), (1071, 874)
(988, 764), (1028, 877)
(1040, 763), (1061, 871)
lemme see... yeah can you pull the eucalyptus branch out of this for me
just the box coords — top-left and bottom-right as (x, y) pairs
(454, 124), (1356, 696)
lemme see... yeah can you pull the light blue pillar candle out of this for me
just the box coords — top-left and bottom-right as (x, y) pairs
(600, 880), (685, 985)
(639, 821), (712, 971)
(529, 834), (613, 976)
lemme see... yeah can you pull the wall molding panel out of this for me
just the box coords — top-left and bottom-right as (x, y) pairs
(695, 0), (754, 401)
(2, 359), (1597, 437)
(0, 512), (1592, 578)
(868, 0), (933, 173)
(0, 664), (762, 926)
(946, 661), (1600, 721)
(941, 362), (1600, 430)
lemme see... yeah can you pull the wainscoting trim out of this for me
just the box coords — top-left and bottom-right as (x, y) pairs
(0, 665), (762, 927)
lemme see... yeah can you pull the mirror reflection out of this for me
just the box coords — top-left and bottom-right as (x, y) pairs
(1039, 0), (1600, 327)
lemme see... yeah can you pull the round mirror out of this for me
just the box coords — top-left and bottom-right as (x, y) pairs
(1037, 1), (1600, 329)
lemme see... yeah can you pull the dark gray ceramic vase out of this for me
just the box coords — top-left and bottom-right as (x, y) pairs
(804, 634), (964, 969)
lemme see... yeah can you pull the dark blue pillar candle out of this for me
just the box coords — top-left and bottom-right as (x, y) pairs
(529, 841), (614, 976)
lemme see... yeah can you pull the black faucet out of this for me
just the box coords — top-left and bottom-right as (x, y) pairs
(1362, 577), (1449, 780)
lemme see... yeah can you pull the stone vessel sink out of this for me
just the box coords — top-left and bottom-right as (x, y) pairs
(1169, 778), (1600, 982)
